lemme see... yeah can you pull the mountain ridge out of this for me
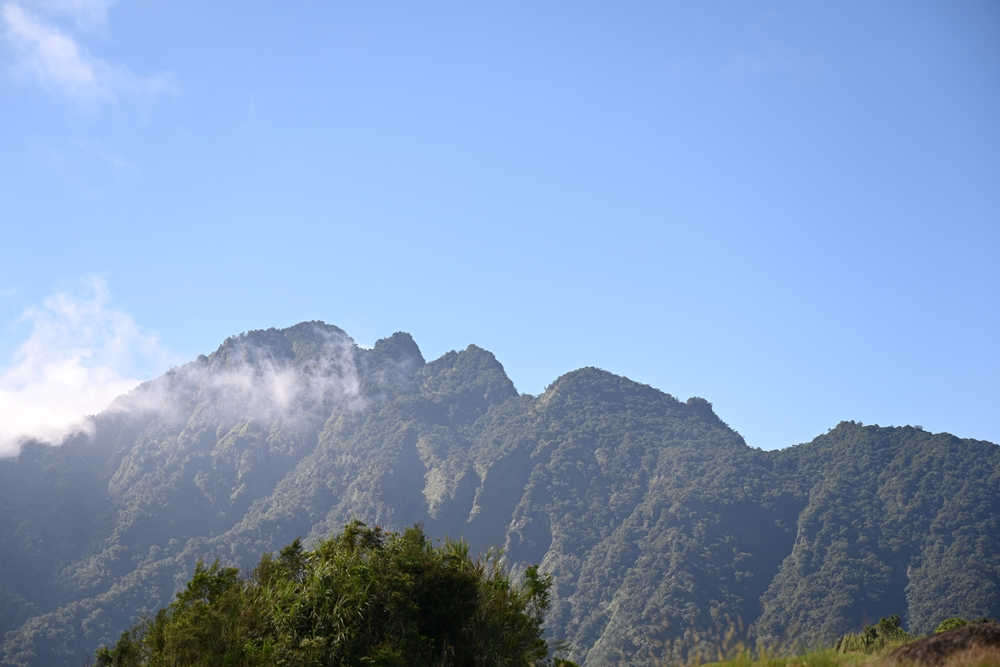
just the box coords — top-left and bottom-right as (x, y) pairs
(1, 321), (997, 666)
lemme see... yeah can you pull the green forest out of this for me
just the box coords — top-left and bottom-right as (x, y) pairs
(1, 322), (998, 666)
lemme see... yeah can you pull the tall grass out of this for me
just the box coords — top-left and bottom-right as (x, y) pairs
(650, 629), (1000, 667)
(643, 617), (934, 667)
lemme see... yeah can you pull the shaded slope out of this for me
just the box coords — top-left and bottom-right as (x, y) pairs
(0, 322), (998, 666)
(758, 423), (1000, 642)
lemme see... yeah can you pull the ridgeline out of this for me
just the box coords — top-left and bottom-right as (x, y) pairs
(1, 322), (997, 666)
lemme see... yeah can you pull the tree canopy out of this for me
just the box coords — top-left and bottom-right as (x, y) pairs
(96, 521), (561, 667)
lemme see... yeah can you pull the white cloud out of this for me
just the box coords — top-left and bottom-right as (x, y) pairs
(1, 1), (176, 108)
(25, 0), (116, 30)
(0, 277), (175, 456)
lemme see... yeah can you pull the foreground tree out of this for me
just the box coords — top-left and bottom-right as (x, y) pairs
(95, 521), (563, 667)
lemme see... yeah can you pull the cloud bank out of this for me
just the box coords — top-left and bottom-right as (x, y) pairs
(0, 277), (174, 456)
(1, 0), (175, 108)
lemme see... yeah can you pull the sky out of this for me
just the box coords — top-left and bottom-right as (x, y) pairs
(0, 1), (997, 455)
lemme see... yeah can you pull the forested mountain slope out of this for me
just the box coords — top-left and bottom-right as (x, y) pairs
(1, 322), (997, 666)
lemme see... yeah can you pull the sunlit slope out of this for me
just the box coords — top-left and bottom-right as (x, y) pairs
(0, 322), (997, 666)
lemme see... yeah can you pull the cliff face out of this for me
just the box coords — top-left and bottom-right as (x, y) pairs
(1, 321), (998, 666)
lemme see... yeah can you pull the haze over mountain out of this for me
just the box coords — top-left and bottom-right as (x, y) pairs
(1, 322), (997, 666)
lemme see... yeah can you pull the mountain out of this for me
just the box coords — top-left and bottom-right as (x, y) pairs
(1, 322), (997, 666)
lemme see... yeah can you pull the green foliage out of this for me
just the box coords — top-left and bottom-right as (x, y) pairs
(836, 614), (915, 656)
(934, 617), (997, 634)
(755, 422), (1000, 647)
(94, 522), (556, 667)
(1, 323), (999, 666)
(936, 617), (970, 634)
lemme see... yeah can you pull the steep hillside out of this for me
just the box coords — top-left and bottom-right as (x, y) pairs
(0, 322), (997, 666)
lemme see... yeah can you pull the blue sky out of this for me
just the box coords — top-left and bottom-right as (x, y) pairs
(0, 1), (997, 454)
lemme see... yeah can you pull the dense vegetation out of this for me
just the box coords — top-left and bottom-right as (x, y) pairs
(1, 322), (998, 666)
(95, 522), (560, 667)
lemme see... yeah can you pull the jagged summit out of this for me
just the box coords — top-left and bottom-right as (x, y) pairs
(0, 323), (997, 667)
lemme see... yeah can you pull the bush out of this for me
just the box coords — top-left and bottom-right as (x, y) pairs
(936, 618), (970, 634)
(95, 522), (560, 666)
(836, 614), (914, 656)
(935, 617), (997, 634)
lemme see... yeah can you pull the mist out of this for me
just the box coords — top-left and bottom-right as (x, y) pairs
(0, 277), (176, 456)
(112, 321), (368, 431)
(0, 278), (376, 458)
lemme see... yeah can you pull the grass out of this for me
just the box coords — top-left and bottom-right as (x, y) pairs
(670, 640), (1000, 667)
(700, 649), (869, 667)
(647, 621), (1000, 667)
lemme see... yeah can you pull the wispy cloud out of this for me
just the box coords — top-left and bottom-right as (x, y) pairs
(116, 323), (368, 432)
(24, 0), (117, 30)
(0, 276), (176, 456)
(1, 0), (176, 109)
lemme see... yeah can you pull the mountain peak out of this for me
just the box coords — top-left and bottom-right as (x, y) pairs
(370, 331), (425, 367)
(0, 325), (996, 667)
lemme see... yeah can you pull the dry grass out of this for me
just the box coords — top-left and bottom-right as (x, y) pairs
(650, 624), (1000, 667)
(882, 624), (1000, 667)
(698, 649), (869, 667)
(646, 621), (867, 667)
(934, 646), (1000, 667)
(685, 643), (1000, 667)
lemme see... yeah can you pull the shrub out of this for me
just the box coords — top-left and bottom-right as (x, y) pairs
(95, 522), (560, 667)
(936, 618), (970, 634)
(935, 617), (997, 634)
(836, 614), (914, 656)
